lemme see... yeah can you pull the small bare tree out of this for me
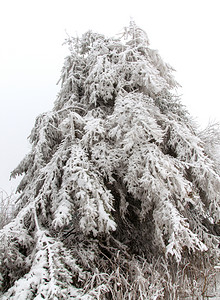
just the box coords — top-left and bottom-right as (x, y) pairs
(199, 121), (220, 174)
(0, 189), (16, 229)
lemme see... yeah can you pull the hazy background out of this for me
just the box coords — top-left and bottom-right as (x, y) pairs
(0, 0), (219, 194)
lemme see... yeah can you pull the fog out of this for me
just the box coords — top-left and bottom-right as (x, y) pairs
(0, 0), (219, 194)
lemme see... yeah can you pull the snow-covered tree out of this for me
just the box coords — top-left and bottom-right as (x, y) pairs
(0, 21), (219, 299)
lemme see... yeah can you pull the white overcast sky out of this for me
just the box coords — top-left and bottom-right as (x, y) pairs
(0, 0), (219, 194)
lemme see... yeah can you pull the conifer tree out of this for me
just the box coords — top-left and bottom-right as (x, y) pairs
(0, 22), (219, 299)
